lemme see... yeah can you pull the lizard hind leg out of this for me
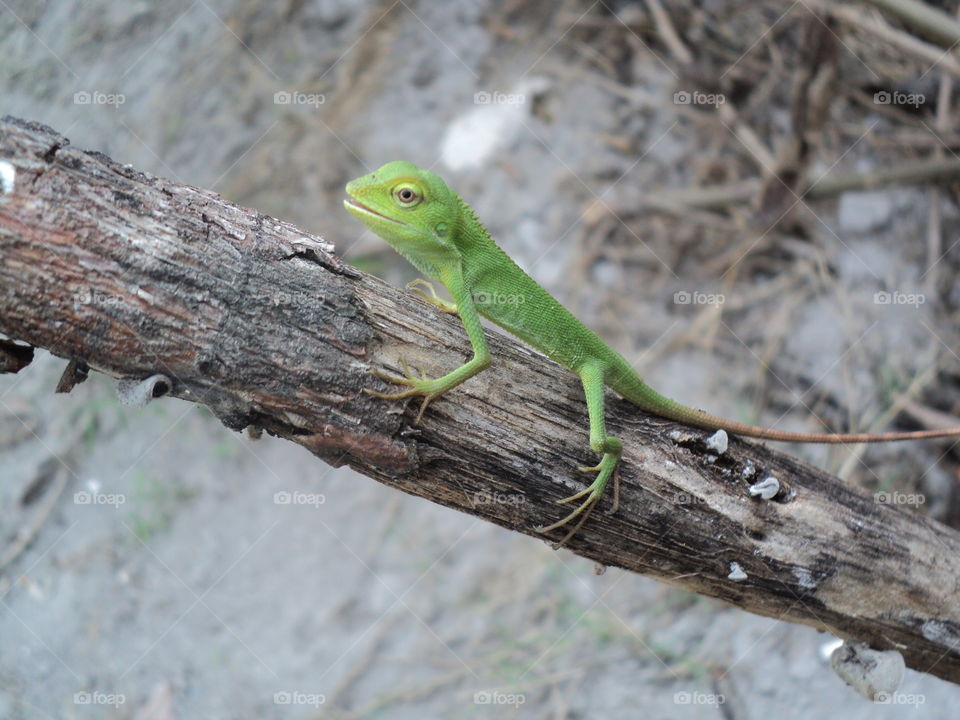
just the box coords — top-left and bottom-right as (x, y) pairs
(538, 444), (620, 547)
(538, 363), (623, 547)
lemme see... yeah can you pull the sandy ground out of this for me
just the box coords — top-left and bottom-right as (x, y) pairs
(2, 1), (960, 718)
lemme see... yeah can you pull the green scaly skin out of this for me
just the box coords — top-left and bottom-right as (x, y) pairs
(345, 161), (960, 545)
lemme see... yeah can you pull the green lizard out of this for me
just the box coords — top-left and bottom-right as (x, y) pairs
(344, 160), (960, 544)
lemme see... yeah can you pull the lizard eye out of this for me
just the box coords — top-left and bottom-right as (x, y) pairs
(393, 184), (422, 207)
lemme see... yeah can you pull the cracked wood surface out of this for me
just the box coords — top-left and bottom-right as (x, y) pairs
(1, 115), (958, 685)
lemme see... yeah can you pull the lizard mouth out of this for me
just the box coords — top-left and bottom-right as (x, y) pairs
(343, 198), (405, 225)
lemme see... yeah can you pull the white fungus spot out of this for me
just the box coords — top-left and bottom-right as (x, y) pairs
(705, 429), (728, 454)
(748, 476), (780, 500)
(792, 566), (817, 590)
(830, 641), (904, 701)
(0, 161), (15, 195)
(727, 562), (748, 581)
(921, 620), (958, 645)
(741, 463), (757, 479)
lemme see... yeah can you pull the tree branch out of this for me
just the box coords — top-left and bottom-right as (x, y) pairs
(2, 116), (959, 685)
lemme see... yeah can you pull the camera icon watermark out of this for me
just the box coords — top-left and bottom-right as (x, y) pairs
(74, 489), (125, 507)
(74, 691), (125, 707)
(873, 290), (924, 307)
(672, 491), (707, 506)
(473, 90), (526, 106)
(73, 90), (125, 107)
(473, 490), (526, 506)
(273, 490), (325, 507)
(472, 291), (525, 306)
(74, 288), (122, 306)
(873, 90), (924, 107)
(473, 691), (525, 707)
(673, 90), (725, 107)
(674, 290), (724, 306)
(875, 691), (925, 706)
(273, 691), (325, 707)
(875, 491), (925, 507)
(259, 290), (325, 308)
(274, 91), (325, 109)
(674, 690), (725, 705)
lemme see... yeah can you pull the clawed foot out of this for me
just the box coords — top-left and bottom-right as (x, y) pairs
(538, 453), (620, 548)
(364, 357), (441, 423)
(407, 278), (459, 314)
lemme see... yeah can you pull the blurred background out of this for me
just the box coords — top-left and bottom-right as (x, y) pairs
(3, 0), (960, 717)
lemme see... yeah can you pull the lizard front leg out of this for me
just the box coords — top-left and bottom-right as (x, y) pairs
(406, 278), (459, 314)
(366, 269), (490, 423)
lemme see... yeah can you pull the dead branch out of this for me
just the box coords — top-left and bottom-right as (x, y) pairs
(637, 156), (960, 213)
(861, 0), (960, 48)
(826, 4), (960, 79)
(2, 116), (960, 685)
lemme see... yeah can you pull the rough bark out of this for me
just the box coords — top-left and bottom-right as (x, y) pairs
(1, 115), (959, 685)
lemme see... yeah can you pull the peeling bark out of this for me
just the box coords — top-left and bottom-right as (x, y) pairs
(1, 116), (959, 685)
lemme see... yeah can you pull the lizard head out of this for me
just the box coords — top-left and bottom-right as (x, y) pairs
(344, 161), (461, 270)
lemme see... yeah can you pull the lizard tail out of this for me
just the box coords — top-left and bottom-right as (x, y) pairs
(613, 373), (960, 444)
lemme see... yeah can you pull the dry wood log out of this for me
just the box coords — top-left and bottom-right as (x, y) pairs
(1, 115), (959, 685)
